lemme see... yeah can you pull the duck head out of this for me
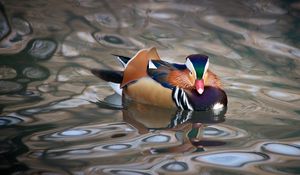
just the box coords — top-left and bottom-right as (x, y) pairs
(185, 54), (209, 95)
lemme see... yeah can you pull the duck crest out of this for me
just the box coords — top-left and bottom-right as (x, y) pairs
(121, 47), (160, 87)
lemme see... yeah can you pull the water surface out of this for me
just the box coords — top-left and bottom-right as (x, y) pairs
(0, 0), (300, 174)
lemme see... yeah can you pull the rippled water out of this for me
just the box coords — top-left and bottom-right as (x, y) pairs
(0, 0), (300, 174)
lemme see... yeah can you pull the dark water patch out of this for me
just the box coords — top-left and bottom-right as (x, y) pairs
(0, 38), (57, 63)
(18, 90), (41, 97)
(260, 162), (300, 175)
(111, 133), (127, 138)
(11, 17), (31, 36)
(208, 168), (257, 175)
(0, 123), (56, 175)
(0, 80), (23, 94)
(27, 39), (57, 60)
(0, 2), (10, 41)
(9, 17), (32, 42)
(93, 32), (144, 50)
(106, 169), (152, 175)
(0, 115), (23, 126)
(22, 66), (49, 80)
(191, 140), (226, 147)
(0, 38), (55, 96)
(0, 65), (17, 79)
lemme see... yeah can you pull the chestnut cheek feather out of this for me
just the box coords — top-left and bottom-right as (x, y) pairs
(168, 70), (194, 89)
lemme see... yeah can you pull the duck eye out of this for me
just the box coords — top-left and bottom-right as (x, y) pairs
(189, 71), (193, 76)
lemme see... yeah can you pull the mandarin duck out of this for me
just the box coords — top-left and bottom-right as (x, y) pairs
(91, 47), (227, 111)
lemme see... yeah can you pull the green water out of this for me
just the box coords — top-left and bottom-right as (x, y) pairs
(0, 0), (300, 175)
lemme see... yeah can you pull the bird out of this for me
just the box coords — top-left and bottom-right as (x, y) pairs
(91, 47), (227, 111)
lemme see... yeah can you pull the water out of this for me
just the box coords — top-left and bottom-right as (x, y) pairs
(0, 0), (300, 174)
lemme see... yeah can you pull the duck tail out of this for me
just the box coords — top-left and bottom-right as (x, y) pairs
(112, 54), (131, 68)
(91, 69), (124, 95)
(91, 69), (123, 83)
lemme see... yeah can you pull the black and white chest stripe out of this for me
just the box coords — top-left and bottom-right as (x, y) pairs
(172, 87), (193, 110)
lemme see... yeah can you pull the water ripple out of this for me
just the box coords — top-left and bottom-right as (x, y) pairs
(0, 113), (33, 126)
(9, 17), (32, 43)
(0, 65), (17, 79)
(193, 151), (269, 167)
(203, 15), (300, 60)
(203, 125), (248, 140)
(161, 161), (188, 172)
(102, 144), (131, 150)
(27, 39), (57, 60)
(61, 31), (99, 57)
(48, 128), (100, 140)
(262, 89), (300, 102)
(0, 116), (23, 126)
(57, 66), (92, 82)
(103, 169), (152, 175)
(261, 143), (300, 156)
(142, 135), (170, 143)
(34, 130), (179, 160)
(28, 122), (136, 143)
(93, 32), (144, 49)
(85, 13), (118, 28)
(22, 66), (49, 80)
(0, 80), (23, 94)
(11, 17), (31, 36)
(0, 3), (10, 41)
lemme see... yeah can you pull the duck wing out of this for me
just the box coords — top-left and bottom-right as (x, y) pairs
(147, 60), (186, 89)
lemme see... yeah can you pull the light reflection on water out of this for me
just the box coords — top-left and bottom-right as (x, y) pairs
(0, 0), (300, 174)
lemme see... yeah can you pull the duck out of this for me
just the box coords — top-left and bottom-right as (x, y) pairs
(91, 47), (227, 111)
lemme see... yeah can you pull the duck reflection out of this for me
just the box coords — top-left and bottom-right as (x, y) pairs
(97, 93), (227, 153)
(122, 101), (226, 130)
(122, 100), (226, 153)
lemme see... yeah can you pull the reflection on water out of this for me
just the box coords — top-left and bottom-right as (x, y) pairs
(0, 0), (300, 174)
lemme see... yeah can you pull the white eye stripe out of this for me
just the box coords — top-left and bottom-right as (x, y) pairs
(203, 58), (209, 78)
(185, 58), (196, 76)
